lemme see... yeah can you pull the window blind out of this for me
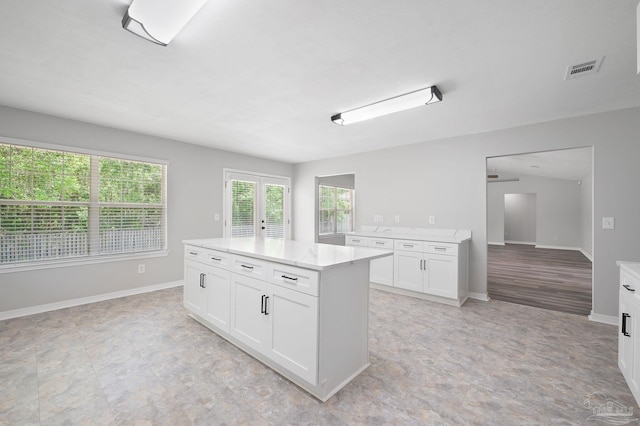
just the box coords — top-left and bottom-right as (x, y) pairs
(230, 179), (256, 237)
(0, 142), (166, 266)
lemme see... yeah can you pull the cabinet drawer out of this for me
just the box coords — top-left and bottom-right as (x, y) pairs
(185, 246), (204, 260)
(345, 236), (368, 247)
(268, 264), (319, 296)
(202, 249), (231, 269)
(425, 243), (458, 256)
(368, 238), (393, 249)
(394, 240), (424, 252)
(231, 254), (268, 279)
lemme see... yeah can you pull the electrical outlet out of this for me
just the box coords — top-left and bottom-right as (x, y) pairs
(394, 215), (400, 223)
(379, 214), (384, 222)
(214, 213), (220, 221)
(428, 216), (436, 225)
(138, 264), (145, 274)
(374, 215), (379, 223)
(603, 217), (615, 230)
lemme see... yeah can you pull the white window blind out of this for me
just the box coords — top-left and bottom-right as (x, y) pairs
(230, 179), (257, 237)
(318, 185), (354, 236)
(0, 142), (166, 266)
(264, 183), (285, 239)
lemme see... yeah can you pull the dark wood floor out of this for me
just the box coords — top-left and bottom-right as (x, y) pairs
(488, 243), (592, 316)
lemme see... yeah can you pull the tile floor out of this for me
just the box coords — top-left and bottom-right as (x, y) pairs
(0, 286), (635, 425)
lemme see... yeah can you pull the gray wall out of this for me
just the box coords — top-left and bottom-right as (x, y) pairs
(488, 175), (583, 248)
(0, 106), (293, 313)
(293, 106), (640, 318)
(504, 193), (536, 244)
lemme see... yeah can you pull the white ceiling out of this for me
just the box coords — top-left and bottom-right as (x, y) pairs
(1, 1), (639, 164)
(486, 147), (592, 182)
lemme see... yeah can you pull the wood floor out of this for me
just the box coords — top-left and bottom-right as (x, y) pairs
(488, 243), (592, 316)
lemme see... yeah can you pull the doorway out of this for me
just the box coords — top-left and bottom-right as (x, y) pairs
(486, 147), (593, 316)
(223, 170), (291, 239)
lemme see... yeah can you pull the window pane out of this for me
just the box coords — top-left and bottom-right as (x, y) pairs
(318, 210), (335, 235)
(319, 186), (335, 209)
(265, 183), (285, 239)
(99, 207), (164, 254)
(99, 158), (162, 204)
(231, 180), (256, 237)
(0, 204), (88, 264)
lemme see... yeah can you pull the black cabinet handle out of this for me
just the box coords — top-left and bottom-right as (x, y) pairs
(622, 313), (631, 337)
(241, 264), (254, 270)
(282, 274), (298, 282)
(623, 284), (636, 292)
(375, 241), (385, 245)
(261, 295), (265, 313)
(199, 273), (205, 288)
(189, 251), (198, 256)
(210, 257), (222, 262)
(264, 296), (269, 315)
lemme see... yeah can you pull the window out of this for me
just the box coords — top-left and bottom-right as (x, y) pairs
(224, 170), (291, 239)
(0, 141), (167, 267)
(318, 185), (354, 235)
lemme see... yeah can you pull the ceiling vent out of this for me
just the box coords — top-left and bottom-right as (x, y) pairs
(565, 57), (604, 80)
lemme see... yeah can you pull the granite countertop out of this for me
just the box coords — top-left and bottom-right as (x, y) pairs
(346, 226), (472, 243)
(183, 237), (393, 271)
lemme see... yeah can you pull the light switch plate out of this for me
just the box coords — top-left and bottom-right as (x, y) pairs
(603, 217), (615, 230)
(394, 215), (400, 223)
(214, 213), (220, 221)
(428, 216), (436, 225)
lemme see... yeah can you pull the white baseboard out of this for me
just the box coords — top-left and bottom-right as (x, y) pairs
(0, 280), (183, 321)
(589, 311), (617, 326)
(534, 244), (581, 251)
(580, 249), (593, 262)
(505, 240), (536, 245)
(468, 292), (490, 302)
(487, 241), (505, 246)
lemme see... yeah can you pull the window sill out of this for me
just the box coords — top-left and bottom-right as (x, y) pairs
(0, 250), (169, 274)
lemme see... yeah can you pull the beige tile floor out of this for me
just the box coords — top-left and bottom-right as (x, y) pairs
(0, 286), (635, 425)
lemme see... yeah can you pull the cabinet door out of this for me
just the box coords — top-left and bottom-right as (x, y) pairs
(184, 260), (207, 316)
(619, 290), (633, 378)
(629, 295), (640, 396)
(394, 250), (423, 292)
(230, 274), (268, 353)
(266, 284), (318, 384)
(424, 254), (457, 298)
(370, 256), (394, 286)
(203, 267), (231, 334)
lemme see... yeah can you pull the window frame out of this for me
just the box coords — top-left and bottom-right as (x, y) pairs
(318, 184), (355, 237)
(0, 136), (168, 273)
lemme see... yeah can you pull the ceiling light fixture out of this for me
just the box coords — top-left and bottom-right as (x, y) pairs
(331, 86), (442, 126)
(122, 0), (209, 46)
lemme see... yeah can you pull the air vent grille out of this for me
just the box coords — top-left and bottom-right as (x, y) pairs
(565, 57), (603, 80)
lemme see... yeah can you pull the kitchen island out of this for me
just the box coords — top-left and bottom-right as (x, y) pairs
(182, 237), (392, 402)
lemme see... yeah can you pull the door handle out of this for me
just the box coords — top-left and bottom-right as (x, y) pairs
(623, 284), (635, 292)
(622, 313), (631, 337)
(199, 273), (205, 288)
(264, 296), (269, 315)
(261, 295), (265, 314)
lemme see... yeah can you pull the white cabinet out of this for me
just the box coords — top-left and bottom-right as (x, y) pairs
(184, 247), (231, 334)
(231, 273), (268, 352)
(346, 230), (470, 306)
(618, 263), (640, 405)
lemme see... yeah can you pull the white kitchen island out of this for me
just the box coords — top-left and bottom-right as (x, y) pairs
(182, 237), (392, 402)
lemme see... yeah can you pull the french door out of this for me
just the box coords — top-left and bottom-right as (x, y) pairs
(224, 171), (291, 239)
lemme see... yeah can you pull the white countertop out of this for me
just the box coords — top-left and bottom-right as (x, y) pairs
(183, 237), (393, 271)
(347, 226), (472, 243)
(618, 261), (640, 281)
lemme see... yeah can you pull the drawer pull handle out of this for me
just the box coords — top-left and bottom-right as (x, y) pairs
(434, 247), (447, 251)
(282, 274), (298, 282)
(352, 239), (360, 243)
(623, 284), (635, 292)
(210, 257), (222, 261)
(403, 244), (414, 248)
(189, 251), (198, 256)
(375, 241), (385, 245)
(241, 264), (254, 270)
(622, 313), (631, 337)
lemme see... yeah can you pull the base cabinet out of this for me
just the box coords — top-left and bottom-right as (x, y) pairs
(230, 273), (318, 384)
(346, 231), (469, 306)
(184, 241), (371, 402)
(618, 264), (640, 405)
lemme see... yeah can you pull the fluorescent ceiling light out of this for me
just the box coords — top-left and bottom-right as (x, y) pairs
(122, 0), (209, 46)
(331, 86), (442, 126)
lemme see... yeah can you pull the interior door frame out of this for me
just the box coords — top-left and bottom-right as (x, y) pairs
(223, 168), (291, 239)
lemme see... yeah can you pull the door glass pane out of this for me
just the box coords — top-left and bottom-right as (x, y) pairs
(231, 180), (256, 237)
(265, 184), (285, 239)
